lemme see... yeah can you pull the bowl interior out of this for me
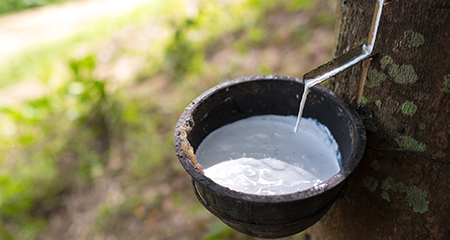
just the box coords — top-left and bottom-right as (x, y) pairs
(175, 75), (366, 201)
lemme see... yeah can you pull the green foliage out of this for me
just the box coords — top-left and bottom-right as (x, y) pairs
(0, 95), (63, 238)
(163, 0), (276, 81)
(0, 0), (67, 15)
(165, 17), (206, 81)
(0, 55), (124, 238)
(285, 0), (316, 11)
(0, 52), (176, 238)
(0, 0), (333, 238)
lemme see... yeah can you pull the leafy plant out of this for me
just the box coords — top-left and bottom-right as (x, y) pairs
(0, 55), (124, 238)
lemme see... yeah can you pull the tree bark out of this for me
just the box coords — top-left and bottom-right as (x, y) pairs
(307, 0), (450, 239)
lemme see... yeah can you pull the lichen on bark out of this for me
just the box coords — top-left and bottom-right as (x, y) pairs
(370, 160), (380, 171)
(403, 30), (425, 48)
(443, 74), (450, 93)
(362, 176), (378, 193)
(380, 55), (393, 70)
(395, 136), (426, 152)
(366, 68), (386, 88)
(401, 101), (417, 116)
(381, 177), (429, 214)
(388, 64), (418, 84)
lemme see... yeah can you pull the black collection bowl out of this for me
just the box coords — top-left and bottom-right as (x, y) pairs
(174, 75), (366, 238)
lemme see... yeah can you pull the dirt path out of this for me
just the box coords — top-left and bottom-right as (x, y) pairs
(0, 0), (152, 64)
(0, 0), (154, 104)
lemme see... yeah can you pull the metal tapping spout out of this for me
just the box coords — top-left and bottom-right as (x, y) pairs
(293, 0), (384, 132)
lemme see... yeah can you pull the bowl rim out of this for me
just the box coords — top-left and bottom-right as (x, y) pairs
(174, 75), (366, 203)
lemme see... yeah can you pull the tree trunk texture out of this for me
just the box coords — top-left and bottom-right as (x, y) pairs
(307, 0), (450, 239)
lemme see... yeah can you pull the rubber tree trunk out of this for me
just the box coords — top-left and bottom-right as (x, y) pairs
(306, 0), (450, 239)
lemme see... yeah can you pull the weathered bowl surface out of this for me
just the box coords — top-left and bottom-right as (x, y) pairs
(174, 75), (366, 238)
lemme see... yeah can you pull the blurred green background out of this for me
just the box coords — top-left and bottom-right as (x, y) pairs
(0, 0), (336, 239)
